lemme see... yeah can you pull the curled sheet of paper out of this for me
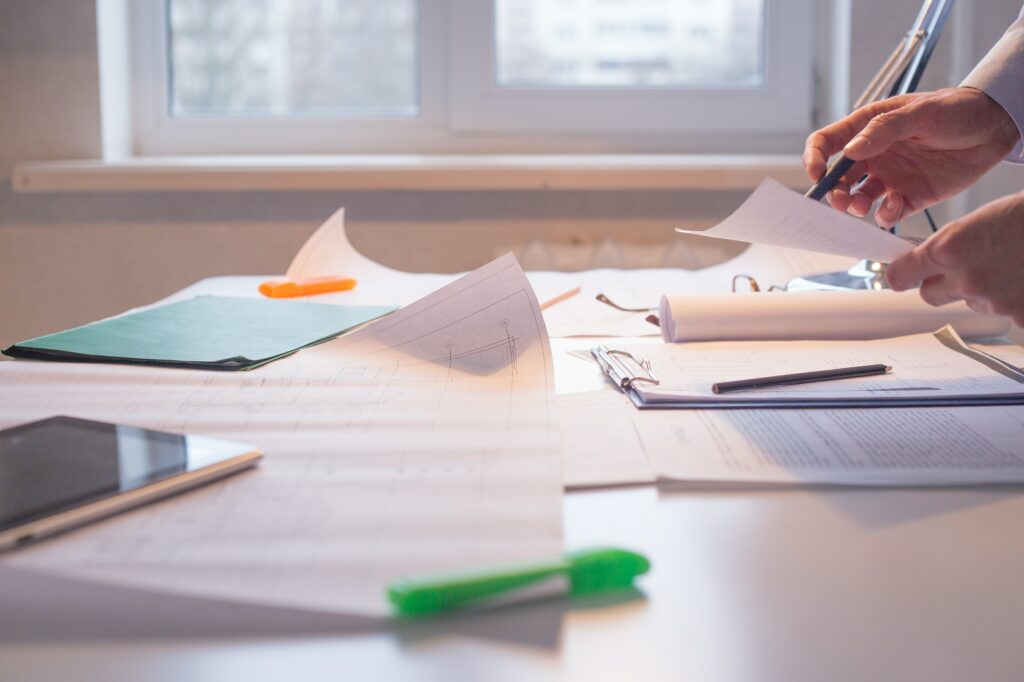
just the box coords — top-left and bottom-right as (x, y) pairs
(278, 206), (858, 338)
(285, 207), (458, 306)
(676, 177), (917, 263)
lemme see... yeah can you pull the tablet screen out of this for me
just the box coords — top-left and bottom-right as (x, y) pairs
(0, 416), (197, 533)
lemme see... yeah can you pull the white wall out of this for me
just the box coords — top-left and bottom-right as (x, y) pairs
(1, 0), (1021, 348)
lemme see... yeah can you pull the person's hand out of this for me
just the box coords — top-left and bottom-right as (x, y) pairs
(803, 87), (1020, 227)
(886, 191), (1024, 326)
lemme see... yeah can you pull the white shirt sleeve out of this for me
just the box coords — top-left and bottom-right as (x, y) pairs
(961, 11), (1024, 163)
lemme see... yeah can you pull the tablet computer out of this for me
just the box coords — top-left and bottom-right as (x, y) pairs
(0, 415), (262, 551)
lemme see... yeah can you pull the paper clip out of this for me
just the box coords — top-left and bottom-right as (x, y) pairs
(592, 346), (660, 390)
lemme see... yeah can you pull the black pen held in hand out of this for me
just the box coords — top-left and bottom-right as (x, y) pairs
(805, 155), (856, 201)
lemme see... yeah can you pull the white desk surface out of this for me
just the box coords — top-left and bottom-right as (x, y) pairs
(3, 279), (1024, 682)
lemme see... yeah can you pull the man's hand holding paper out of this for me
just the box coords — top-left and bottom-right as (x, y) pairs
(676, 177), (916, 263)
(802, 11), (1024, 326)
(886, 192), (1024, 326)
(803, 87), (1024, 325)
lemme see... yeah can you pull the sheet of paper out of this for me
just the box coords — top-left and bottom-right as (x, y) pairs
(260, 206), (856, 338)
(676, 177), (917, 263)
(659, 289), (1011, 342)
(662, 406), (1024, 486)
(978, 343), (1024, 369)
(616, 327), (1024, 406)
(559, 389), (1024, 487)
(558, 390), (656, 487)
(0, 254), (563, 616)
(283, 207), (458, 306)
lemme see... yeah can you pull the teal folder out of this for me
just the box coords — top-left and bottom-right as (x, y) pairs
(2, 296), (395, 370)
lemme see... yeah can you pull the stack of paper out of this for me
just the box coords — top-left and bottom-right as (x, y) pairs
(559, 390), (1024, 488)
(0, 255), (563, 616)
(602, 326), (1024, 409)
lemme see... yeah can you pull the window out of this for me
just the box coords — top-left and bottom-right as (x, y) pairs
(129, 0), (814, 155)
(168, 0), (418, 117)
(495, 1), (763, 88)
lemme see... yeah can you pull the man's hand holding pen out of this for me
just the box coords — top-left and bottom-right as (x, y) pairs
(803, 87), (1018, 227)
(803, 86), (1024, 326)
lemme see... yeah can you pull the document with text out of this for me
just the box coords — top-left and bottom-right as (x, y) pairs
(608, 326), (1024, 408)
(559, 389), (1024, 488)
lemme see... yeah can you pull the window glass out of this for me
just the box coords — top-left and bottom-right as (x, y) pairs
(168, 0), (418, 117)
(495, 0), (763, 88)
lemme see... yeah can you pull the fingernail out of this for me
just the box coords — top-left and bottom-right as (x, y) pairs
(884, 194), (897, 210)
(845, 135), (867, 154)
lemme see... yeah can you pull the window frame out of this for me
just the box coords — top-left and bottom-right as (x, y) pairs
(131, 0), (453, 155)
(129, 0), (817, 156)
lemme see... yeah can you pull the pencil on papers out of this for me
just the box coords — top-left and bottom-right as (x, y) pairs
(540, 286), (582, 311)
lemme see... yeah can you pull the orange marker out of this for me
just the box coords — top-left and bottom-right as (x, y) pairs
(259, 276), (357, 298)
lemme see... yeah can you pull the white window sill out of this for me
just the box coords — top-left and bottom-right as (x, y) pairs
(12, 154), (805, 193)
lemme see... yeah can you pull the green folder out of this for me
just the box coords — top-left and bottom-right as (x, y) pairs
(2, 296), (395, 371)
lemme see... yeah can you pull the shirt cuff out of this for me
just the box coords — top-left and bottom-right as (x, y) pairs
(962, 18), (1024, 164)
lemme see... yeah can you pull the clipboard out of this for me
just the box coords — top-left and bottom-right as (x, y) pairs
(591, 329), (1024, 410)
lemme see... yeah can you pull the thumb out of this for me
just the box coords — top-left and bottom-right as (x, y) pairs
(844, 106), (919, 161)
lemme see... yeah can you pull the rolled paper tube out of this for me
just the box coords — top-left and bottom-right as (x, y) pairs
(657, 290), (1011, 343)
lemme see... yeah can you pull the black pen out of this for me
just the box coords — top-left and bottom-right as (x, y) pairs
(712, 364), (892, 394)
(804, 154), (856, 201)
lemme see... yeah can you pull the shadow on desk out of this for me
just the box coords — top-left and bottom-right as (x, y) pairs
(0, 566), (644, 649)
(0, 566), (381, 641)
(817, 485), (1024, 529)
(393, 588), (645, 651)
(658, 484), (1024, 529)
